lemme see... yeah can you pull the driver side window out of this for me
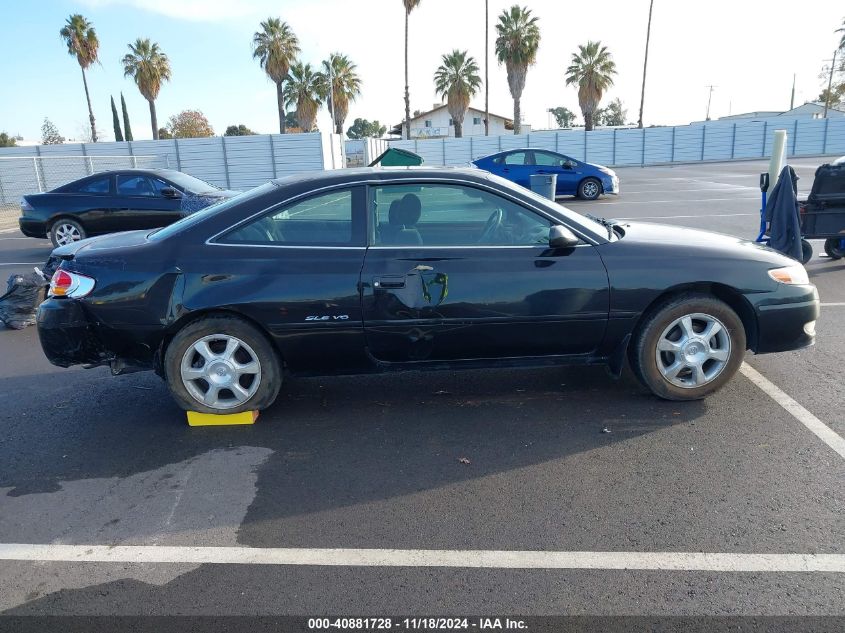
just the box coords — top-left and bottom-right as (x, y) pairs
(372, 184), (552, 247)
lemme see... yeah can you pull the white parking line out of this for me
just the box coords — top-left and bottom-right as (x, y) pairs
(0, 543), (842, 572)
(615, 213), (756, 220)
(820, 302), (845, 307)
(740, 362), (845, 460)
(0, 262), (41, 266)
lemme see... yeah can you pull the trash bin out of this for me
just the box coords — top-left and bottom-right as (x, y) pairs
(529, 173), (557, 200)
(369, 148), (424, 167)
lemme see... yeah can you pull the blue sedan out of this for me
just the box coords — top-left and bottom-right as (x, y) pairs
(473, 149), (619, 200)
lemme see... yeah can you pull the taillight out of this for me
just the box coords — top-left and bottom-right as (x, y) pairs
(49, 269), (95, 298)
(20, 197), (34, 213)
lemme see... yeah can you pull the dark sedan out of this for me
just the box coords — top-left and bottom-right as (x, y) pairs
(19, 168), (238, 247)
(37, 167), (818, 413)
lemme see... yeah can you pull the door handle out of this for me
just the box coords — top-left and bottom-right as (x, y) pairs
(373, 276), (405, 289)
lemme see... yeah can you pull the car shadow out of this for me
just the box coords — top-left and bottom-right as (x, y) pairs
(0, 362), (706, 544)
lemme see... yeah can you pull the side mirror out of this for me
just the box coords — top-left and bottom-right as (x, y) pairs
(161, 187), (181, 199)
(562, 161), (575, 170)
(549, 225), (579, 248)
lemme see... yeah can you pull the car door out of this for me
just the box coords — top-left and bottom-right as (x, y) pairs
(114, 174), (180, 231)
(206, 185), (369, 374)
(360, 182), (610, 363)
(496, 151), (534, 188)
(531, 151), (579, 196)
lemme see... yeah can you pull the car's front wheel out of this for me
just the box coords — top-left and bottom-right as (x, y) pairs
(164, 315), (282, 414)
(577, 178), (602, 200)
(50, 218), (86, 247)
(630, 294), (746, 401)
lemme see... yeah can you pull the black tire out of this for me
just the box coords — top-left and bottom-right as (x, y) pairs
(577, 178), (602, 200)
(801, 239), (813, 264)
(824, 237), (845, 260)
(164, 315), (282, 414)
(630, 293), (746, 401)
(50, 218), (86, 248)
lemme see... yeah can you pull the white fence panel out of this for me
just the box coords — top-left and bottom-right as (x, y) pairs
(644, 127), (674, 164)
(443, 138), (472, 165)
(702, 124), (733, 161)
(823, 118), (845, 154)
(733, 121), (765, 159)
(557, 131), (585, 161)
(613, 128), (644, 165)
(527, 131), (557, 152)
(794, 119), (824, 156)
(585, 130), (614, 165)
(469, 136), (500, 160)
(225, 135), (276, 189)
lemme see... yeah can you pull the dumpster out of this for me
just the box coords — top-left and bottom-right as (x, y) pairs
(529, 173), (557, 200)
(369, 148), (424, 167)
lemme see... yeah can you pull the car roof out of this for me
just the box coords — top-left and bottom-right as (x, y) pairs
(270, 166), (489, 188)
(78, 168), (184, 178)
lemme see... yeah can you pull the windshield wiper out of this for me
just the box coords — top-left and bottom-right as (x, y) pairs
(586, 214), (615, 239)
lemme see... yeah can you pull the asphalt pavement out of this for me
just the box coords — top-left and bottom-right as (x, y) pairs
(0, 158), (843, 628)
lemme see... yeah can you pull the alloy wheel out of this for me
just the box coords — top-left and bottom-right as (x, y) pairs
(54, 223), (82, 246)
(180, 334), (262, 410)
(582, 181), (599, 198)
(654, 313), (731, 388)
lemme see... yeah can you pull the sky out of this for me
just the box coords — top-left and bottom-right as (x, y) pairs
(0, 0), (842, 142)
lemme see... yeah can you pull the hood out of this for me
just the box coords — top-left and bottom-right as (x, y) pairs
(587, 163), (614, 173)
(615, 221), (797, 267)
(51, 230), (150, 261)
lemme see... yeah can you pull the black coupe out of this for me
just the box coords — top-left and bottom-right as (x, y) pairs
(19, 168), (238, 247)
(37, 167), (818, 412)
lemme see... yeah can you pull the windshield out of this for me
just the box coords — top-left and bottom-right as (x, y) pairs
(484, 172), (611, 238)
(164, 172), (222, 194)
(148, 182), (277, 242)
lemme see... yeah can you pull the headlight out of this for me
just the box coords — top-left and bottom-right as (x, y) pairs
(768, 264), (809, 285)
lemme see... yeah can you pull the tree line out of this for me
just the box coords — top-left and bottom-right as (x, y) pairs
(8, 6), (845, 147)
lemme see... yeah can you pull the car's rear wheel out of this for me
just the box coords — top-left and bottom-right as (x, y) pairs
(164, 315), (282, 414)
(50, 218), (86, 247)
(577, 178), (602, 200)
(824, 237), (845, 260)
(630, 293), (746, 401)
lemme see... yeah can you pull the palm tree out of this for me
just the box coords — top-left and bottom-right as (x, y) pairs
(284, 61), (324, 133)
(122, 39), (172, 140)
(495, 5), (540, 135)
(403, 0), (421, 140)
(252, 18), (300, 134)
(565, 41), (617, 131)
(321, 53), (362, 135)
(60, 14), (100, 143)
(838, 18), (845, 50)
(434, 50), (482, 138)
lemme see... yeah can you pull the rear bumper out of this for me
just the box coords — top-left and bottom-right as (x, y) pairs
(753, 284), (819, 354)
(19, 217), (48, 239)
(36, 298), (109, 367)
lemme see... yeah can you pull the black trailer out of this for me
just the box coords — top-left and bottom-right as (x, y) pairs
(800, 158), (845, 260)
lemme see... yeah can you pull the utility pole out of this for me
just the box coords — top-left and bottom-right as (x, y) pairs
(484, 0), (489, 135)
(637, 0), (654, 129)
(790, 73), (796, 110)
(327, 55), (335, 134)
(705, 85), (717, 120)
(824, 49), (838, 118)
